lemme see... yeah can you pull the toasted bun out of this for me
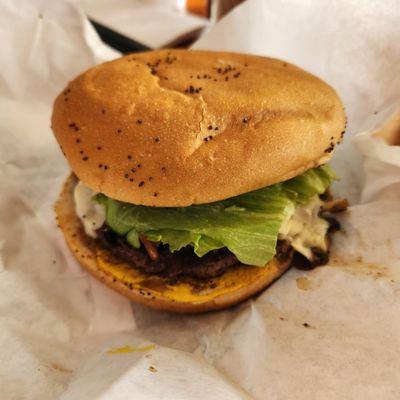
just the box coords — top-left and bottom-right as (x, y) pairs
(55, 175), (292, 313)
(52, 50), (345, 207)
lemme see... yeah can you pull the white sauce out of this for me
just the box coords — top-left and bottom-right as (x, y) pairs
(74, 181), (329, 260)
(74, 181), (105, 237)
(279, 196), (329, 259)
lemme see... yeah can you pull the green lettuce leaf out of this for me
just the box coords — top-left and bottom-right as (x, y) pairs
(283, 165), (336, 204)
(95, 165), (334, 266)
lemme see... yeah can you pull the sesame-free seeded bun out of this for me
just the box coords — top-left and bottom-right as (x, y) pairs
(55, 175), (292, 313)
(52, 49), (345, 207)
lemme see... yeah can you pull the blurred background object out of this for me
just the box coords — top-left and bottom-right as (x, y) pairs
(77, 0), (246, 53)
(209, 0), (245, 21)
(185, 0), (245, 19)
(78, 0), (209, 51)
(186, 0), (209, 17)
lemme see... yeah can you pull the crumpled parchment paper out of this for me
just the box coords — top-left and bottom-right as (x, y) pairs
(1, 0), (400, 399)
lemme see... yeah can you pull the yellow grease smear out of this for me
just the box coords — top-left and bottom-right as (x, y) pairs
(296, 276), (320, 291)
(96, 250), (271, 303)
(107, 344), (156, 355)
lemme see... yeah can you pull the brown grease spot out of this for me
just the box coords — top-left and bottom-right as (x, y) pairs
(49, 363), (73, 373)
(329, 257), (396, 281)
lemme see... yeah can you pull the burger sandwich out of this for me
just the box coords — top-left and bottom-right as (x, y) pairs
(52, 50), (347, 313)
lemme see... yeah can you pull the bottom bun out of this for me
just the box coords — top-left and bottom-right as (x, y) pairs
(55, 175), (292, 313)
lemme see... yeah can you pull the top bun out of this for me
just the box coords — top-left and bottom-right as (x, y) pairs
(52, 50), (345, 207)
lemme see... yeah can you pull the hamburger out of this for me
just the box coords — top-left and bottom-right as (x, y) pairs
(52, 50), (347, 313)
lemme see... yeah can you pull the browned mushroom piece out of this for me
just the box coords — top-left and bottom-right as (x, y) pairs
(139, 234), (159, 261)
(321, 198), (349, 213)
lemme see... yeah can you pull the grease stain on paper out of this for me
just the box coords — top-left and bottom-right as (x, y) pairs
(107, 344), (156, 355)
(328, 256), (396, 281)
(296, 257), (399, 291)
(296, 276), (320, 291)
(49, 362), (73, 373)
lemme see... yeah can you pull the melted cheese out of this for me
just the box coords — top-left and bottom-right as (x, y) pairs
(96, 249), (272, 303)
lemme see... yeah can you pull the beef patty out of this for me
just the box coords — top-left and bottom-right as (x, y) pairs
(96, 225), (327, 281)
(96, 225), (239, 280)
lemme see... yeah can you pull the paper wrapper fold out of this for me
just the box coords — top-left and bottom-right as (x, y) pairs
(1, 0), (400, 399)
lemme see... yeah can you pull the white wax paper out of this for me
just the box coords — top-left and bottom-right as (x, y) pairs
(1, 0), (400, 399)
